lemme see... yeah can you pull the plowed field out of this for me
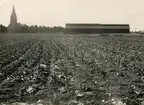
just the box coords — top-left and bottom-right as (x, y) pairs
(0, 33), (144, 105)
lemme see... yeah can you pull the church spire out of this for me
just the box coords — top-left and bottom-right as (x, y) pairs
(12, 4), (16, 15)
(8, 4), (18, 32)
(10, 4), (17, 24)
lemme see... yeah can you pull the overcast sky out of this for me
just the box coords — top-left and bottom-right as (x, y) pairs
(0, 0), (144, 31)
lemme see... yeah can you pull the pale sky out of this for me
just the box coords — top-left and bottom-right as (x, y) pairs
(0, 0), (144, 31)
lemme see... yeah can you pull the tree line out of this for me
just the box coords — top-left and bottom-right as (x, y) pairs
(0, 24), (65, 33)
(0, 24), (8, 33)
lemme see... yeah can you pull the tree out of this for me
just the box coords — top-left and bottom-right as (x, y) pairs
(6, 23), (65, 33)
(0, 24), (8, 33)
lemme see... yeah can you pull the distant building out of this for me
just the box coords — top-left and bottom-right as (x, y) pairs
(65, 23), (130, 34)
(8, 5), (19, 32)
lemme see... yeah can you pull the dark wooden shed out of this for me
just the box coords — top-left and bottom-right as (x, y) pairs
(65, 23), (130, 34)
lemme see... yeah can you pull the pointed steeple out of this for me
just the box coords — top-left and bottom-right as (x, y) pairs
(12, 4), (16, 14)
(8, 4), (18, 32)
(10, 4), (17, 23)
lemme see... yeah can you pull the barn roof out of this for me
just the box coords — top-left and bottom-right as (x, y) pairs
(66, 23), (130, 29)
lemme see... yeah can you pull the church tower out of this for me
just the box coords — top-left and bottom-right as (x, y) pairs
(8, 5), (18, 32)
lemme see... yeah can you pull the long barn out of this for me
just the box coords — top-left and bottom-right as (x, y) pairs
(65, 23), (130, 34)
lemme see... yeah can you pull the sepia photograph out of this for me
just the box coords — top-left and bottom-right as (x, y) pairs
(0, 0), (144, 105)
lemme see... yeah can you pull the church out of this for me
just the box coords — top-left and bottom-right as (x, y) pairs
(8, 5), (18, 32)
(8, 5), (22, 33)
